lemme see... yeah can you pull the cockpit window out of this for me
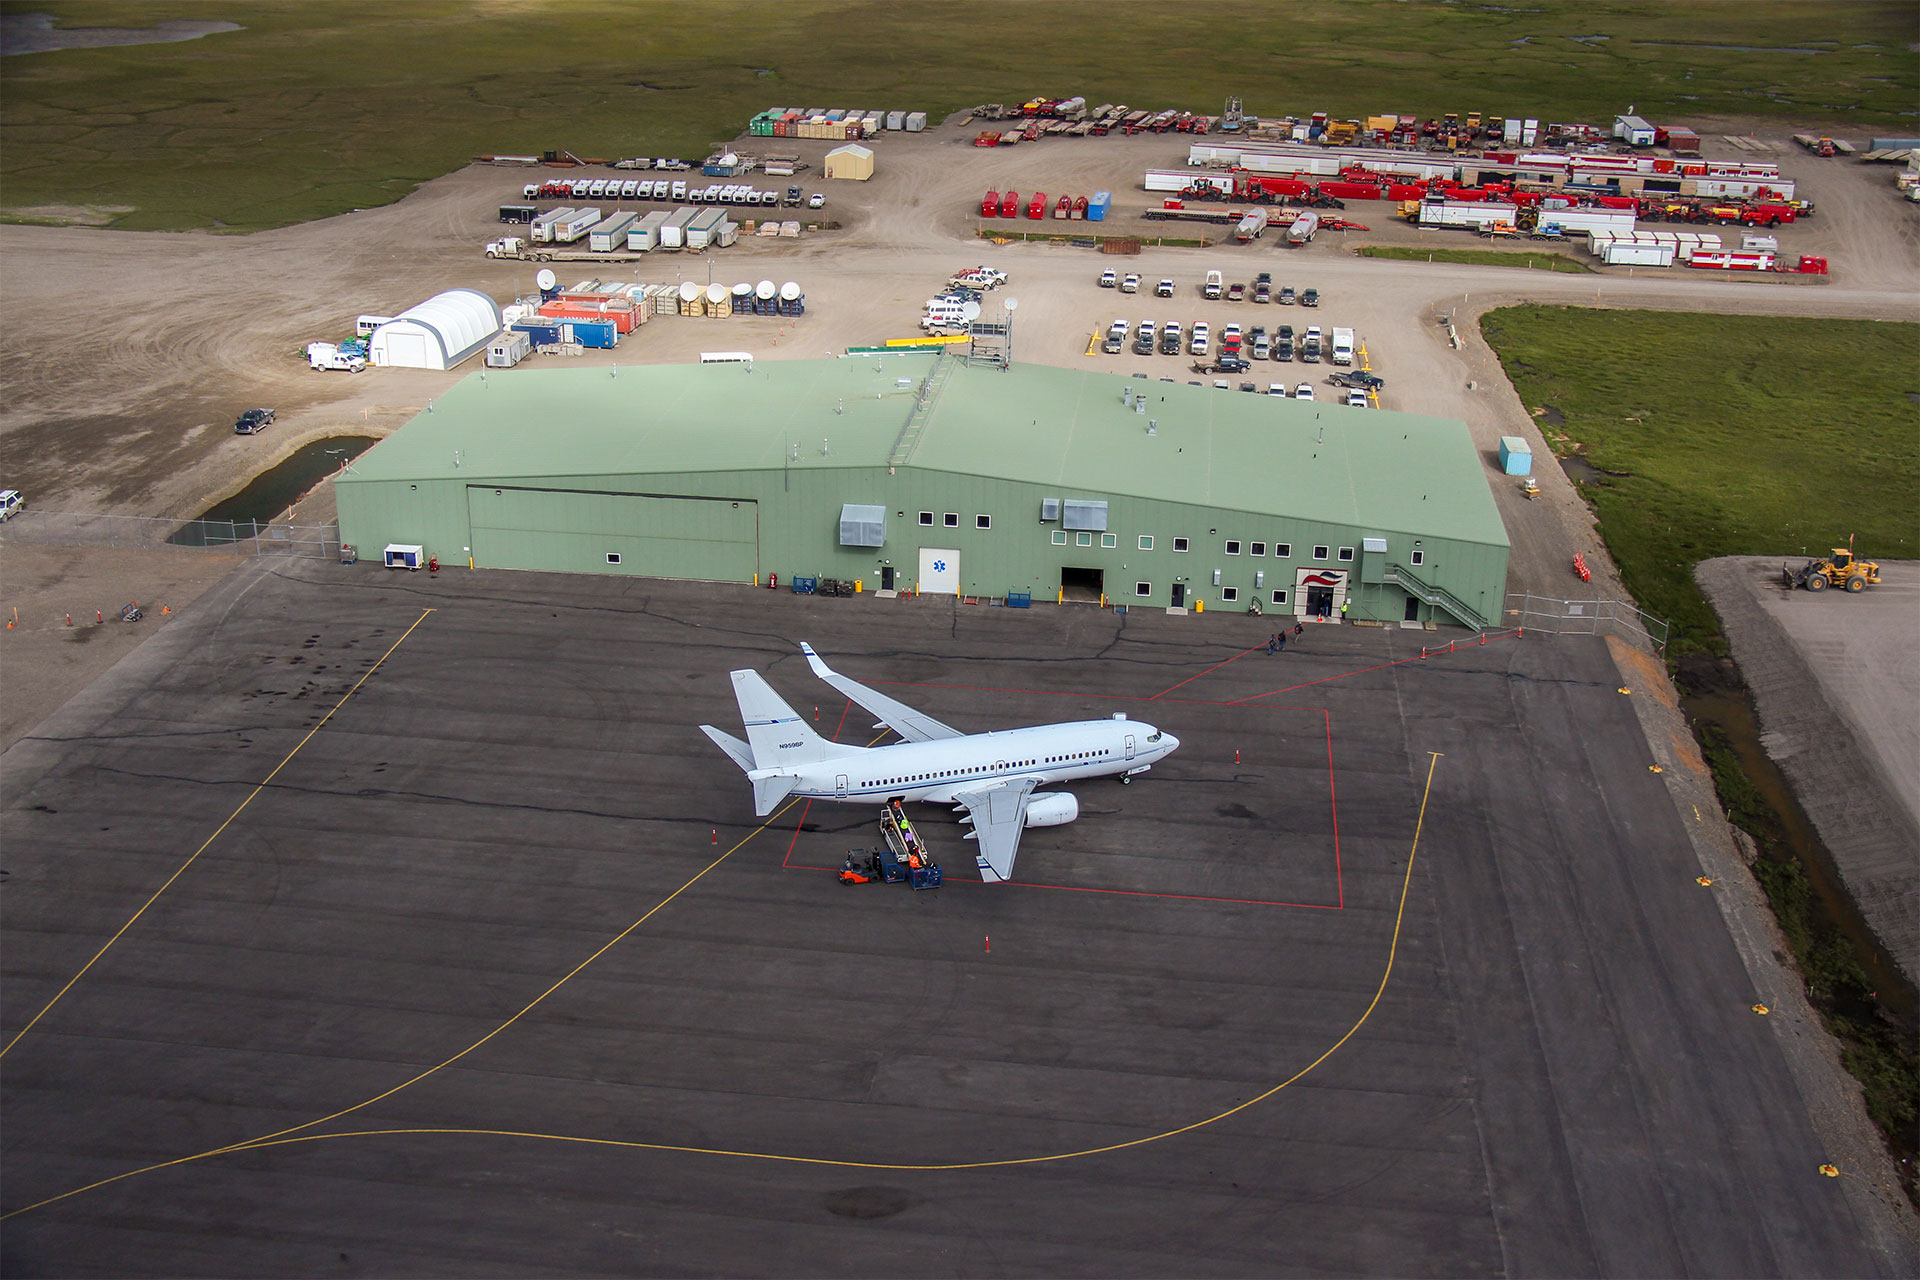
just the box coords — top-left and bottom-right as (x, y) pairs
(1147, 732), (1162, 743)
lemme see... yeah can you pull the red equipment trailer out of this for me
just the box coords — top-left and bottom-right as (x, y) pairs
(981, 189), (999, 217)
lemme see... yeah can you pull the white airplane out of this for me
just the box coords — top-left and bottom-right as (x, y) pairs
(701, 644), (1180, 883)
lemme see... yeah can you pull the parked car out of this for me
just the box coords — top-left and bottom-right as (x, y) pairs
(1330, 370), (1386, 390)
(1252, 334), (1271, 360)
(0, 489), (23, 521)
(1189, 322), (1210, 356)
(1346, 389), (1371, 408)
(1222, 323), (1242, 345)
(1277, 285), (1297, 305)
(1217, 355), (1251, 373)
(1239, 381), (1258, 393)
(1267, 383), (1287, 396)
(1160, 321), (1183, 354)
(1295, 383), (1316, 401)
(234, 408), (276, 435)
(1120, 273), (1140, 293)
(1134, 321), (1156, 354)
(1301, 287), (1320, 307)
(807, 193), (826, 208)
(1226, 282), (1246, 302)
(1155, 278), (1175, 298)
(1274, 336), (1294, 361)
(1099, 269), (1118, 288)
(1253, 279), (1271, 304)
(786, 185), (804, 205)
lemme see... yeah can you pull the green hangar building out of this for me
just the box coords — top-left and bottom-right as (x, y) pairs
(335, 356), (1509, 626)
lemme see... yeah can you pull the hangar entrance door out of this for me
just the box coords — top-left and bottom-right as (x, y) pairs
(919, 547), (959, 595)
(1060, 566), (1104, 602)
(467, 487), (757, 580)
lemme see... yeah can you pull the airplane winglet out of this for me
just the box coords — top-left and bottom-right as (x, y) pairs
(801, 641), (829, 677)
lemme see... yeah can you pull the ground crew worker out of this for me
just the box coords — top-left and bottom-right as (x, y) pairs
(1340, 597), (1348, 619)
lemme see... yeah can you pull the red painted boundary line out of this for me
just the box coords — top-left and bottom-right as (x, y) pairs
(1325, 709), (1342, 910)
(1147, 641), (1271, 701)
(780, 698), (852, 869)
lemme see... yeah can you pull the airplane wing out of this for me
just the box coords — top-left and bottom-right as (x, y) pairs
(802, 642), (962, 743)
(953, 778), (1038, 883)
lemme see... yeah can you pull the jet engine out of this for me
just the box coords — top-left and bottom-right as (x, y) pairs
(1023, 793), (1079, 827)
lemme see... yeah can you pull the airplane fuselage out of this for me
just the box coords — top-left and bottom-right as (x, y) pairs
(780, 718), (1173, 804)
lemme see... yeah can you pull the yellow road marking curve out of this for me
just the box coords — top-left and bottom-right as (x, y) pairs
(0, 608), (438, 1062)
(5, 752), (1444, 1214)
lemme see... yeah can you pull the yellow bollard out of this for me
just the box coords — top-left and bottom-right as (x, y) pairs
(1195, 599), (1204, 613)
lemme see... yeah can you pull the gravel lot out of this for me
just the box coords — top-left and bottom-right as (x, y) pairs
(1696, 555), (1920, 985)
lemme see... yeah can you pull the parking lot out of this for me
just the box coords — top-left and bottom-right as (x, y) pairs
(1, 561), (1898, 1275)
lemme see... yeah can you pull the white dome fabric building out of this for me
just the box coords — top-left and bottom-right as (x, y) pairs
(369, 288), (502, 371)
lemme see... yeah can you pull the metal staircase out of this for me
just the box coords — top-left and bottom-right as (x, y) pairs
(887, 350), (957, 467)
(1384, 562), (1489, 629)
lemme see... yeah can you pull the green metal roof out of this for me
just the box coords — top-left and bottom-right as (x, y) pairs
(341, 356), (1508, 547)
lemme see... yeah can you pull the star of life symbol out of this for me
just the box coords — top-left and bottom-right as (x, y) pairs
(933, 559), (948, 572)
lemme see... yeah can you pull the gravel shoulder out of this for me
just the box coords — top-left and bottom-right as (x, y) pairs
(1695, 555), (1920, 986)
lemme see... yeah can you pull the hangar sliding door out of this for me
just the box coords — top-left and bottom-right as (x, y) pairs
(467, 486), (757, 581)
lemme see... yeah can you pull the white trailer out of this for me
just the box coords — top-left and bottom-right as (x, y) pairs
(1600, 240), (1674, 267)
(1146, 168), (1227, 194)
(1536, 206), (1636, 237)
(686, 207), (729, 249)
(659, 207), (698, 249)
(530, 206), (576, 243)
(1417, 199), (1519, 230)
(551, 206), (602, 244)
(626, 209), (671, 251)
(588, 211), (639, 251)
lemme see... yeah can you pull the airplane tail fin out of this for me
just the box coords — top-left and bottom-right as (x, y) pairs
(729, 668), (842, 767)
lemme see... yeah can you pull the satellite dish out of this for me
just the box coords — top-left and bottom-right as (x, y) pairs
(779, 281), (801, 301)
(1003, 296), (1019, 311)
(705, 283), (727, 303)
(732, 281), (753, 297)
(679, 281), (702, 301)
(756, 279), (777, 300)
(961, 300), (981, 321)
(536, 268), (557, 291)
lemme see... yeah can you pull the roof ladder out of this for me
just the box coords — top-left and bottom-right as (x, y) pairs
(887, 350), (957, 467)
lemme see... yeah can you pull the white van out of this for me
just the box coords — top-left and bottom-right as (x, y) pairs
(922, 300), (973, 332)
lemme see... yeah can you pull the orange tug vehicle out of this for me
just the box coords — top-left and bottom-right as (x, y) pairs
(839, 799), (943, 889)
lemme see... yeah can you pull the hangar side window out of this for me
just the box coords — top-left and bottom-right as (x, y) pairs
(1225, 540), (1241, 555)
(1250, 541), (1266, 557)
(944, 513), (959, 528)
(1100, 533), (1117, 548)
(1275, 542), (1291, 558)
(1271, 589), (1289, 606)
(1312, 545), (1329, 561)
(606, 553), (622, 565)
(975, 514), (991, 530)
(1338, 546), (1355, 562)
(1138, 535), (1154, 551)
(919, 511), (934, 526)
(1221, 586), (1239, 602)
(1173, 537), (1189, 553)
(1051, 530), (1067, 545)
(1135, 582), (1152, 597)
(1076, 532), (1093, 547)
(1411, 548), (1425, 566)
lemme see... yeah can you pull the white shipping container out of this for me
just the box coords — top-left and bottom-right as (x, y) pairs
(905, 111), (927, 131)
(1536, 206), (1636, 236)
(886, 110), (906, 131)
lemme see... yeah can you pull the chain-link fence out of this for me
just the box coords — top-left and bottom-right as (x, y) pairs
(0, 510), (341, 558)
(1503, 592), (1669, 652)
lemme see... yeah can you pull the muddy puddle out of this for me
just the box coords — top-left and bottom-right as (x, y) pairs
(171, 436), (374, 546)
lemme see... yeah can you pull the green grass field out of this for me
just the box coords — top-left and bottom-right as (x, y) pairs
(1479, 307), (1920, 655)
(2, 0), (1914, 232)
(1359, 246), (1593, 273)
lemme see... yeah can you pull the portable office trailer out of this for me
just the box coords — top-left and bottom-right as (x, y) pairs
(588, 211), (640, 251)
(1600, 240), (1675, 266)
(626, 209), (671, 251)
(487, 330), (532, 367)
(659, 207), (699, 249)
(886, 110), (906, 131)
(905, 111), (927, 131)
(686, 207), (728, 249)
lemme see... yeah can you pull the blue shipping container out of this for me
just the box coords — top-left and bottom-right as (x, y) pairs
(564, 319), (618, 349)
(1087, 190), (1111, 222)
(1497, 436), (1532, 476)
(512, 322), (562, 345)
